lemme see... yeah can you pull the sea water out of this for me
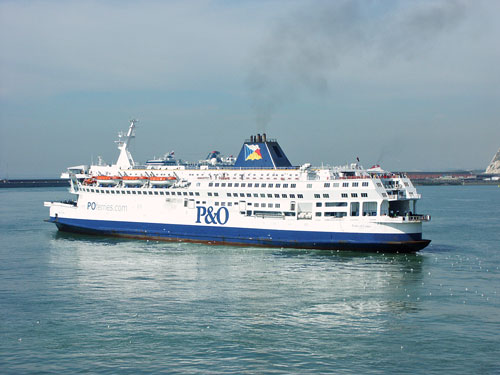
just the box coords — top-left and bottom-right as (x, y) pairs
(0, 186), (499, 374)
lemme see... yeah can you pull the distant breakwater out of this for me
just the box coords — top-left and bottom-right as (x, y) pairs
(0, 179), (68, 188)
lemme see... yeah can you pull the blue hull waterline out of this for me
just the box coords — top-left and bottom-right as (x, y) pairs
(49, 217), (430, 252)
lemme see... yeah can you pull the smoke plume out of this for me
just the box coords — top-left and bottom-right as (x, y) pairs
(247, 0), (468, 130)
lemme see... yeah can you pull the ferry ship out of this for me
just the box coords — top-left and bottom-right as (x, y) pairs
(45, 120), (431, 252)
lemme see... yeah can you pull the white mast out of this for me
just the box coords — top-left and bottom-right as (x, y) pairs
(114, 119), (137, 169)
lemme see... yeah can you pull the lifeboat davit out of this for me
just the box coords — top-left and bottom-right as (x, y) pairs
(95, 176), (121, 186)
(83, 178), (96, 185)
(149, 176), (177, 186)
(122, 176), (148, 186)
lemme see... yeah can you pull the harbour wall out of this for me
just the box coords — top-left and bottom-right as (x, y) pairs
(0, 179), (69, 188)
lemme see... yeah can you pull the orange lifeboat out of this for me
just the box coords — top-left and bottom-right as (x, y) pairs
(83, 178), (96, 185)
(149, 176), (177, 186)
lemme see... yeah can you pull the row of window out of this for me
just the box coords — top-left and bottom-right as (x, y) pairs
(206, 181), (373, 188)
(208, 182), (297, 188)
(208, 192), (371, 199)
(81, 187), (202, 197)
(324, 181), (370, 188)
(211, 192), (305, 199)
(316, 202), (348, 207)
(81, 187), (371, 200)
(209, 201), (283, 208)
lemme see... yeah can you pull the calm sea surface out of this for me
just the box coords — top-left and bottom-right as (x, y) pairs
(0, 186), (499, 374)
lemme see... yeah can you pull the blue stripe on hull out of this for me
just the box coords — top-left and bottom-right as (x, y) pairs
(48, 217), (430, 252)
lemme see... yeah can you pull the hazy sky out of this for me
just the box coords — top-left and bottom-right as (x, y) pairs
(1, 0), (499, 178)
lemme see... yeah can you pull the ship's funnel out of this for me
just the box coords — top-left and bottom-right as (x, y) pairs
(233, 135), (292, 169)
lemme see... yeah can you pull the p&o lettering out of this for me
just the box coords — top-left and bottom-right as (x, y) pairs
(196, 206), (229, 225)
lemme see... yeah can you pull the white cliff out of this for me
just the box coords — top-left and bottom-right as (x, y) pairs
(485, 148), (500, 174)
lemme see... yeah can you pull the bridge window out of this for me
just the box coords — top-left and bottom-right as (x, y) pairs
(314, 194), (320, 198)
(341, 193), (348, 198)
(363, 201), (378, 216)
(361, 193), (368, 197)
(325, 212), (347, 217)
(343, 182), (349, 187)
(351, 193), (358, 197)
(323, 194), (329, 198)
(352, 182), (358, 187)
(362, 182), (369, 187)
(326, 202), (347, 207)
(351, 202), (359, 216)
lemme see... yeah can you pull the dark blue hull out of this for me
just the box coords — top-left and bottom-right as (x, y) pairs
(48, 217), (430, 253)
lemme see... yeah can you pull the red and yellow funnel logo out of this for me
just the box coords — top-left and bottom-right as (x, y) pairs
(244, 144), (263, 161)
